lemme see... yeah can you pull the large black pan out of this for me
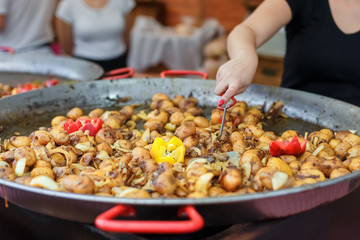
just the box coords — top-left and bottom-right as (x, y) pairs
(0, 78), (359, 233)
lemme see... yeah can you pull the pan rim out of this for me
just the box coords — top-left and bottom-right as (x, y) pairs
(0, 169), (359, 206)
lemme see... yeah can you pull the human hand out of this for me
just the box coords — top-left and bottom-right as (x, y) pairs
(214, 50), (258, 104)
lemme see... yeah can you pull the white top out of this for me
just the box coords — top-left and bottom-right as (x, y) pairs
(0, 0), (57, 53)
(56, 0), (135, 60)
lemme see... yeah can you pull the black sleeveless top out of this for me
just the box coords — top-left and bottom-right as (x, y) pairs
(282, 0), (360, 106)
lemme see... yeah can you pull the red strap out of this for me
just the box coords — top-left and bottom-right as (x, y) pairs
(95, 205), (204, 234)
(160, 70), (208, 79)
(0, 47), (15, 54)
(102, 67), (135, 80)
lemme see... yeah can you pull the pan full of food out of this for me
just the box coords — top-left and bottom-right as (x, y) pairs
(0, 78), (360, 234)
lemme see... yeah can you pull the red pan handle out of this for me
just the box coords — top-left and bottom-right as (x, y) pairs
(102, 67), (135, 80)
(0, 47), (15, 54)
(160, 70), (208, 79)
(95, 205), (204, 234)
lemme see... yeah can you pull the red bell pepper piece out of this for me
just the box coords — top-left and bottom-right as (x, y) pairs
(64, 119), (82, 134)
(79, 123), (97, 136)
(90, 117), (103, 133)
(64, 117), (103, 136)
(269, 136), (307, 157)
(44, 78), (59, 87)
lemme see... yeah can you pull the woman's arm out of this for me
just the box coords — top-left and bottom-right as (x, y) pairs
(55, 17), (73, 56)
(215, 0), (292, 103)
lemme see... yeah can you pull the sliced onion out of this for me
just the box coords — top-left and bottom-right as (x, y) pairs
(312, 144), (325, 156)
(75, 142), (96, 153)
(186, 158), (207, 170)
(195, 172), (214, 194)
(96, 150), (110, 161)
(136, 110), (147, 120)
(30, 175), (59, 191)
(71, 163), (86, 171)
(0, 161), (10, 168)
(140, 128), (150, 142)
(164, 123), (176, 131)
(15, 158), (26, 176)
(271, 171), (288, 190)
(50, 148), (70, 166)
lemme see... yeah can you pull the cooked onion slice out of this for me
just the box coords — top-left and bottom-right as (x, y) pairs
(15, 158), (26, 176)
(30, 175), (59, 191)
(50, 148), (70, 166)
(0, 161), (10, 168)
(195, 172), (214, 194)
(312, 144), (325, 156)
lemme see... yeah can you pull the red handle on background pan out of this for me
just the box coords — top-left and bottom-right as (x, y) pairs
(102, 67), (135, 80)
(95, 205), (204, 234)
(0, 47), (15, 54)
(160, 70), (208, 79)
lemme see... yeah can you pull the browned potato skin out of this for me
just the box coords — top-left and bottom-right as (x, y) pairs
(193, 116), (209, 128)
(30, 131), (54, 146)
(179, 97), (198, 110)
(333, 141), (352, 160)
(170, 112), (185, 126)
(183, 135), (200, 148)
(172, 95), (185, 107)
(139, 158), (158, 174)
(320, 157), (343, 177)
(0, 167), (16, 181)
(330, 168), (350, 179)
(151, 100), (174, 111)
(152, 93), (170, 102)
(34, 160), (52, 168)
(88, 108), (104, 118)
(14, 146), (36, 167)
(208, 186), (227, 197)
(280, 155), (297, 164)
(296, 169), (326, 182)
(147, 110), (169, 124)
(95, 128), (116, 145)
(132, 147), (151, 160)
(52, 131), (70, 146)
(186, 107), (202, 116)
(51, 116), (67, 127)
(230, 132), (245, 144)
(343, 134), (360, 147)
(154, 172), (177, 195)
(220, 168), (242, 192)
(1, 151), (15, 163)
(144, 121), (164, 131)
(104, 114), (126, 129)
(66, 107), (83, 120)
(31, 167), (55, 179)
(15, 176), (33, 185)
(344, 156), (360, 172)
(239, 149), (264, 175)
(96, 142), (113, 155)
(305, 155), (322, 168)
(210, 109), (229, 125)
(10, 136), (31, 147)
(174, 121), (196, 141)
(62, 174), (95, 194)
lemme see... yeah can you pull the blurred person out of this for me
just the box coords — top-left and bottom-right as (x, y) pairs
(55, 0), (135, 72)
(0, 0), (58, 54)
(215, 0), (360, 106)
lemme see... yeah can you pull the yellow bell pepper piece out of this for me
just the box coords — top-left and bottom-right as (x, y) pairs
(150, 136), (185, 164)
